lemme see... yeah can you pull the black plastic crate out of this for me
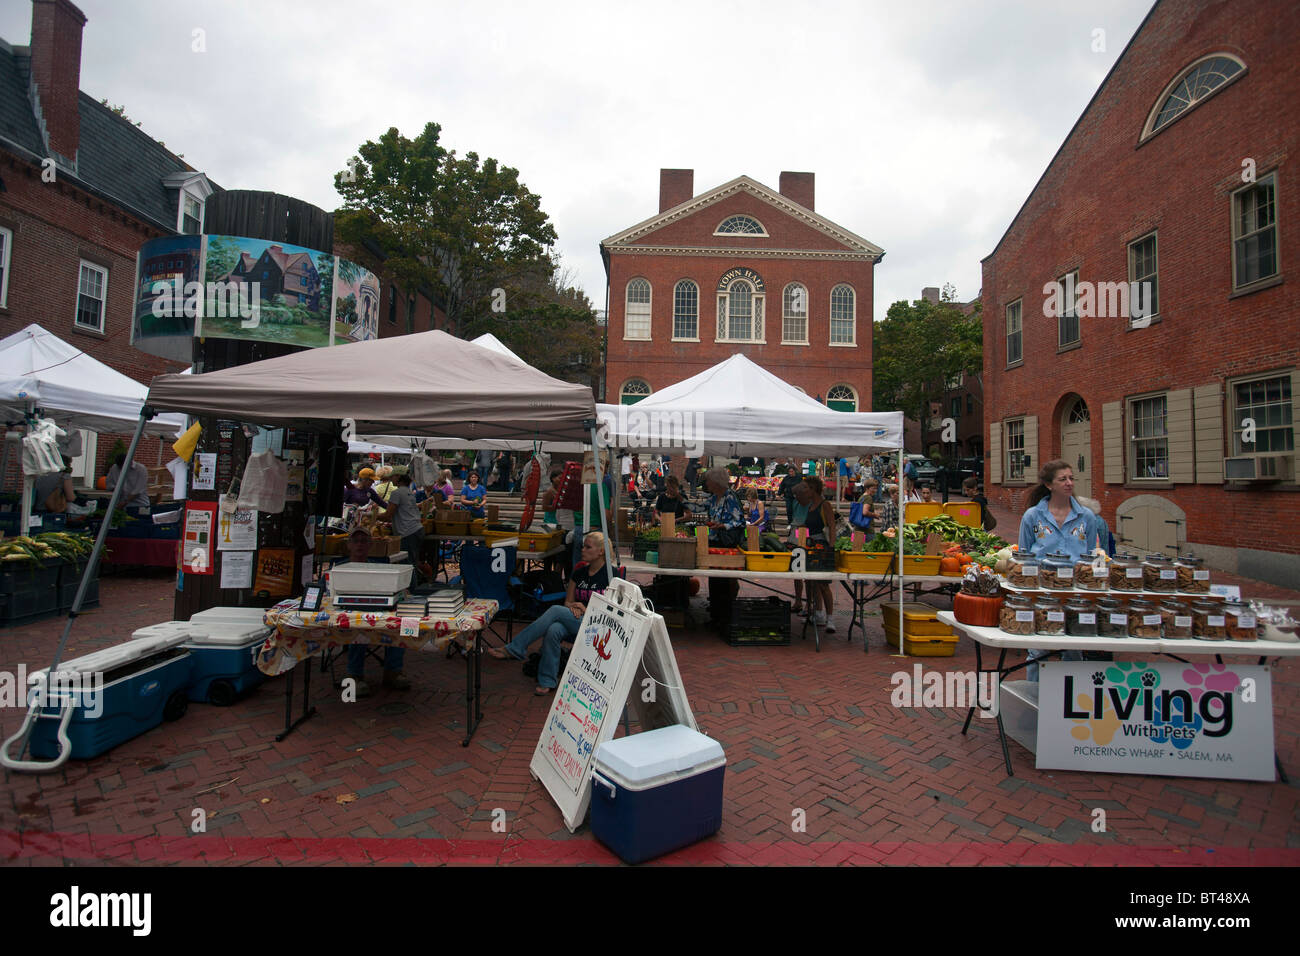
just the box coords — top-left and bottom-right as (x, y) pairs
(728, 596), (791, 628)
(0, 584), (60, 627)
(721, 617), (792, 646)
(58, 561), (100, 610)
(632, 536), (656, 561)
(801, 545), (837, 571)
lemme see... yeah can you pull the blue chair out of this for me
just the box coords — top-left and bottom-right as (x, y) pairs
(450, 544), (521, 646)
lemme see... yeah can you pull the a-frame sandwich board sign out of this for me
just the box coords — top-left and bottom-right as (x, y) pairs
(529, 578), (697, 833)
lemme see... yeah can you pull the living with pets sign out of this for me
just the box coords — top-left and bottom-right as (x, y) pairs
(1035, 661), (1274, 780)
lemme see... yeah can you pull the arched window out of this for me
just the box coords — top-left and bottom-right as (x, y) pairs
(1067, 398), (1090, 424)
(625, 278), (651, 340)
(827, 384), (857, 412)
(620, 379), (651, 405)
(830, 284), (855, 344)
(714, 215), (767, 236)
(715, 277), (766, 342)
(1142, 54), (1245, 141)
(673, 280), (698, 340)
(782, 283), (808, 343)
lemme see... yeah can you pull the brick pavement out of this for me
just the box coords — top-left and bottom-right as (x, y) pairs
(1, 558), (1297, 867)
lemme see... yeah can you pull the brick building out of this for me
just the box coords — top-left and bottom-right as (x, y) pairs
(981, 0), (1298, 586)
(601, 170), (883, 412)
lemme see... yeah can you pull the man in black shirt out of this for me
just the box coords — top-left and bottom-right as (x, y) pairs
(777, 465), (800, 529)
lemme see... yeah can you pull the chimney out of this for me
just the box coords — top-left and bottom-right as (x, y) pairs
(921, 287), (941, 304)
(29, 0), (87, 165)
(778, 171), (815, 211)
(659, 169), (694, 212)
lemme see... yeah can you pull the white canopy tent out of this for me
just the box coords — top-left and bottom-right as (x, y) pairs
(595, 354), (903, 459)
(0, 324), (189, 533)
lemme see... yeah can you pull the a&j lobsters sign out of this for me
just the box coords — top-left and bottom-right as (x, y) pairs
(1036, 661), (1274, 781)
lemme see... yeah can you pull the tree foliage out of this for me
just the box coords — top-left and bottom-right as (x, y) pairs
(872, 284), (983, 446)
(333, 123), (557, 338)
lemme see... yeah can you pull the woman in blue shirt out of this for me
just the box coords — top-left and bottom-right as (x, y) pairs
(459, 470), (487, 518)
(1018, 459), (1099, 681)
(1018, 460), (1100, 562)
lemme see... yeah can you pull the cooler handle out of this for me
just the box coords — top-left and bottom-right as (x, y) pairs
(0, 700), (73, 773)
(591, 770), (616, 799)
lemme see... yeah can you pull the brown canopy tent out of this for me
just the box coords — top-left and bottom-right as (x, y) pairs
(5, 333), (607, 770)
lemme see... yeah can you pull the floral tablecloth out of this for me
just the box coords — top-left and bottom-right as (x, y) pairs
(256, 597), (498, 676)
(732, 476), (782, 493)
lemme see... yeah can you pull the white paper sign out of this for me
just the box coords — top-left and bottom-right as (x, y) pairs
(217, 508), (257, 551)
(193, 453), (217, 491)
(220, 551), (254, 589)
(1035, 661), (1273, 781)
(300, 553), (314, 590)
(400, 617), (420, 638)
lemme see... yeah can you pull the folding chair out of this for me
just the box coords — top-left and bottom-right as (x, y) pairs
(450, 543), (521, 647)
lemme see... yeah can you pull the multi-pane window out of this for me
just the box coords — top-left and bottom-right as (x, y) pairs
(715, 216), (766, 235)
(1130, 395), (1169, 479)
(1233, 173), (1277, 289)
(727, 280), (753, 340)
(950, 397), (962, 419)
(75, 261), (107, 332)
(182, 194), (203, 234)
(1145, 55), (1245, 139)
(1006, 419), (1025, 480)
(830, 284), (854, 344)
(1128, 233), (1158, 322)
(1006, 299), (1022, 365)
(625, 278), (651, 339)
(782, 283), (808, 343)
(827, 384), (857, 412)
(1232, 375), (1293, 455)
(620, 379), (651, 405)
(672, 280), (698, 339)
(0, 226), (10, 308)
(1057, 271), (1080, 347)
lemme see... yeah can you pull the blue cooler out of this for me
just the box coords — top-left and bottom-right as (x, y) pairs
(590, 725), (725, 864)
(26, 628), (194, 762)
(180, 608), (273, 705)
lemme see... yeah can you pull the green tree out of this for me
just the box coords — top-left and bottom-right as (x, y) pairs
(333, 123), (557, 337)
(205, 236), (242, 284)
(873, 285), (983, 449)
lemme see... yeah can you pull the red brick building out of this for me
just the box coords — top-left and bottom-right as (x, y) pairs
(981, 0), (1298, 586)
(601, 170), (883, 412)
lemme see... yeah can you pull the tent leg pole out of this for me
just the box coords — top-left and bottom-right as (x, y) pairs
(590, 423), (614, 571)
(896, 446), (905, 658)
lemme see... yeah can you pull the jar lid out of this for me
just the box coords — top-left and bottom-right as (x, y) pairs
(1143, 554), (1172, 564)
(1159, 599), (1188, 611)
(1176, 553), (1202, 565)
(1065, 599), (1094, 610)
(1034, 597), (1062, 608)
(1043, 551), (1073, 565)
(1129, 598), (1156, 608)
(1113, 552), (1139, 562)
(1004, 594), (1034, 607)
(1095, 597), (1123, 607)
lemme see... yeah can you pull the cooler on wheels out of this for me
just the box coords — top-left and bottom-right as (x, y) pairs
(9, 629), (195, 767)
(590, 724), (725, 864)
(181, 607), (274, 705)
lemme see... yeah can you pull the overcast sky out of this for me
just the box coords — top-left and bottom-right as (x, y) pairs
(3, 0), (1154, 318)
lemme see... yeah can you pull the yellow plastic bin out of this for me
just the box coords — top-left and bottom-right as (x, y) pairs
(743, 551), (793, 573)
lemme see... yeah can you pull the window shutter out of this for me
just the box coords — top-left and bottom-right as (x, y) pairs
(1167, 388), (1194, 483)
(990, 424), (1002, 484)
(1103, 401), (1123, 484)
(1024, 415), (1038, 477)
(1292, 370), (1300, 486)
(1193, 383), (1224, 484)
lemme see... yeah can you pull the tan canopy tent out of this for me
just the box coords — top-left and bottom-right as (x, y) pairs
(146, 330), (596, 443)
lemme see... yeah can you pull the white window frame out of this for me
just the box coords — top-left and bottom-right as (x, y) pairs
(1231, 171), (1279, 292)
(1057, 270), (1080, 348)
(1127, 231), (1159, 324)
(624, 278), (652, 341)
(1140, 53), (1246, 143)
(781, 282), (808, 345)
(1006, 299), (1023, 367)
(827, 384), (858, 412)
(1005, 418), (1026, 481)
(0, 226), (11, 308)
(672, 279), (699, 341)
(714, 279), (765, 344)
(75, 260), (108, 333)
(1228, 371), (1294, 458)
(829, 283), (856, 346)
(713, 215), (768, 237)
(1127, 391), (1170, 481)
(620, 378), (652, 405)
(178, 190), (205, 235)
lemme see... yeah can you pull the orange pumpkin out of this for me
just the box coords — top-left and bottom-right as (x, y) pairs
(939, 555), (962, 574)
(954, 591), (1004, 627)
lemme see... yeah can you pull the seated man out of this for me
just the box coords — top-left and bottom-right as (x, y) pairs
(342, 529), (409, 696)
(106, 453), (151, 512)
(486, 531), (610, 696)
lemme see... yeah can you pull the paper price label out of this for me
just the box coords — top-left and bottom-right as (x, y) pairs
(400, 617), (420, 638)
(1193, 569), (1210, 580)
(1143, 614), (1162, 626)
(1078, 612), (1096, 624)
(1021, 565), (1038, 576)
(1208, 615), (1225, 627)
(1160, 569), (1177, 579)
(1047, 611), (1065, 622)
(1110, 613), (1128, 625)
(1015, 610), (1034, 623)
(1057, 567), (1074, 579)
(1125, 567), (1144, 578)
(1092, 566), (1108, 578)
(1234, 614), (1256, 628)
(1175, 616), (1192, 628)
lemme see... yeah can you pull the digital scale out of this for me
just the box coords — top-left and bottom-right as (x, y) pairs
(331, 592), (404, 610)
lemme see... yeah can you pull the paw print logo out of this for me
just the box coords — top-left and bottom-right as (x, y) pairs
(1069, 691), (1122, 745)
(1091, 672), (1106, 686)
(1150, 708), (1203, 749)
(1181, 662), (1241, 705)
(1105, 661), (1161, 691)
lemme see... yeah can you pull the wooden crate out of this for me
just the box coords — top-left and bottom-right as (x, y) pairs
(368, 536), (400, 557)
(702, 552), (746, 570)
(657, 538), (696, 570)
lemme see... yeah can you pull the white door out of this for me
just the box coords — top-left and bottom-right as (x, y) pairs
(1061, 398), (1091, 499)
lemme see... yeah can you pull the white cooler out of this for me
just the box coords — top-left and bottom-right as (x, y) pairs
(590, 725), (725, 864)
